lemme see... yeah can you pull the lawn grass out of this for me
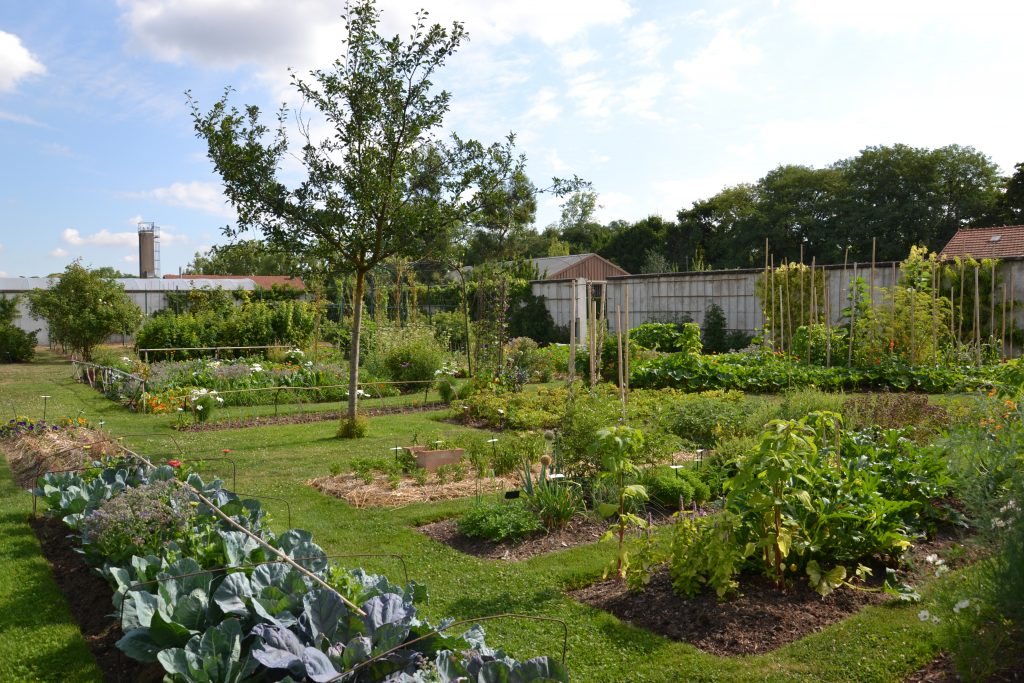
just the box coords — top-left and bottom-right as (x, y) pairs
(0, 352), (947, 682)
(0, 441), (103, 682)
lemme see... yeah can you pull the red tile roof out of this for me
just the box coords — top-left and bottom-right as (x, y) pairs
(939, 225), (1024, 260)
(163, 274), (305, 290)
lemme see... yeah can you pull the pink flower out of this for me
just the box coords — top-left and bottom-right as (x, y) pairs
(167, 459), (182, 468)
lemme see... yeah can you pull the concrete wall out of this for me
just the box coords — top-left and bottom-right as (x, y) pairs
(533, 257), (1024, 336)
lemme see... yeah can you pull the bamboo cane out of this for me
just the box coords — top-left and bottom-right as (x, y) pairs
(624, 285), (631, 403)
(615, 305), (625, 417)
(568, 281), (576, 385)
(975, 265), (982, 365)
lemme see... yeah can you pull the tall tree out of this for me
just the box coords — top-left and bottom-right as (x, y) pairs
(186, 240), (303, 276)
(27, 262), (142, 360)
(599, 215), (672, 274)
(671, 184), (759, 269)
(191, 0), (477, 432)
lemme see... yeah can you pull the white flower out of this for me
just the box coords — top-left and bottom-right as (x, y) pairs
(216, 397), (224, 404)
(207, 360), (221, 368)
(251, 364), (264, 373)
(196, 405), (204, 411)
(992, 517), (1007, 529)
(935, 565), (949, 577)
(121, 356), (131, 363)
(999, 500), (1018, 514)
(917, 609), (930, 621)
(953, 599), (971, 613)
(924, 554), (940, 565)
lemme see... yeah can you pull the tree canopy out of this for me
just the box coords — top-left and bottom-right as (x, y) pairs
(190, 0), (532, 429)
(27, 262), (142, 360)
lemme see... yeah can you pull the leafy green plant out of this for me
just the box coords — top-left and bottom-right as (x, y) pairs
(364, 323), (446, 392)
(595, 426), (649, 580)
(458, 500), (543, 543)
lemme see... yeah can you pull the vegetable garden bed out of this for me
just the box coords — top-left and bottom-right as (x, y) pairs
(30, 515), (162, 683)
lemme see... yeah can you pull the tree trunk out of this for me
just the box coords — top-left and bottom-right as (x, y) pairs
(347, 269), (366, 422)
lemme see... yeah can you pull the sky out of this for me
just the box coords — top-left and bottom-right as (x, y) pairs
(1, 0), (1023, 278)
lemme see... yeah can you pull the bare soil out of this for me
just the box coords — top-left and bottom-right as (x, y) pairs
(30, 515), (163, 683)
(570, 526), (983, 657)
(418, 515), (607, 561)
(571, 569), (886, 656)
(418, 509), (688, 562)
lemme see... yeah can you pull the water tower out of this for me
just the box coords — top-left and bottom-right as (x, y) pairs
(137, 221), (160, 278)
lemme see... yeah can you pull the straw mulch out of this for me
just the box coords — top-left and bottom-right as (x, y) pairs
(309, 471), (521, 508)
(2, 427), (120, 488)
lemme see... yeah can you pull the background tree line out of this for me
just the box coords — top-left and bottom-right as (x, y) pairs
(188, 143), (1024, 279)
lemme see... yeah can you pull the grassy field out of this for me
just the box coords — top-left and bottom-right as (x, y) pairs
(0, 352), (946, 682)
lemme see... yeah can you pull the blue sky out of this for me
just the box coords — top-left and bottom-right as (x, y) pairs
(2, 0), (1023, 278)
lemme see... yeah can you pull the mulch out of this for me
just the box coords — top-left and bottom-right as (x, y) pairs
(418, 509), (689, 562)
(175, 401), (448, 432)
(570, 569), (886, 656)
(30, 515), (163, 683)
(418, 515), (608, 561)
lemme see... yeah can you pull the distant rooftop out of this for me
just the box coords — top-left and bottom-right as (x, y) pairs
(163, 274), (305, 290)
(450, 253), (629, 281)
(940, 225), (1024, 260)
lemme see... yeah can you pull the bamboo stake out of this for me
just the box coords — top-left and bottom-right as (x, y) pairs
(615, 305), (625, 417)
(909, 268), (916, 364)
(958, 260), (965, 344)
(799, 245), (805, 329)
(1012, 268), (1016, 359)
(588, 283), (596, 388)
(892, 262), (898, 352)
(764, 239), (771, 349)
(1002, 283), (1008, 360)
(991, 260), (997, 346)
(975, 265), (982, 365)
(778, 285), (785, 352)
(825, 267), (832, 367)
(568, 281), (576, 385)
(808, 263), (816, 365)
(870, 238), (877, 351)
(848, 263), (857, 367)
(770, 255), (776, 349)
(932, 260), (938, 366)
(624, 285), (631, 404)
(785, 261), (794, 354)
(598, 283), (607, 372)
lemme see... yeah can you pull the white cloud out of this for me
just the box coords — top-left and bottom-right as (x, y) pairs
(786, 0), (1023, 36)
(595, 191), (634, 221)
(62, 227), (190, 247)
(566, 72), (615, 118)
(118, 0), (632, 88)
(621, 72), (669, 120)
(132, 181), (235, 218)
(50, 247), (69, 258)
(0, 31), (45, 92)
(0, 110), (44, 126)
(627, 21), (671, 65)
(524, 88), (562, 123)
(674, 26), (762, 98)
(559, 48), (599, 70)
(122, 254), (137, 263)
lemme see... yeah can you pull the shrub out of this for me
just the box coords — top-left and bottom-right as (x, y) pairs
(555, 392), (620, 478)
(0, 324), (36, 362)
(843, 392), (947, 438)
(337, 415), (369, 439)
(457, 500), (543, 543)
(364, 324), (445, 392)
